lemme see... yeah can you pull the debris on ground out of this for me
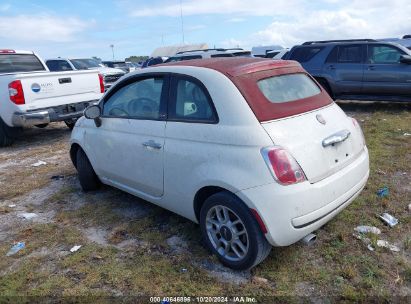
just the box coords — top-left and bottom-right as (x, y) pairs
(70, 245), (82, 253)
(353, 233), (375, 252)
(51, 175), (65, 180)
(354, 226), (381, 235)
(404, 132), (411, 136)
(353, 234), (400, 253)
(376, 169), (386, 175)
(252, 276), (269, 284)
(408, 204), (411, 212)
(181, 268), (188, 273)
(376, 240), (400, 252)
(18, 212), (38, 220)
(379, 213), (398, 227)
(8, 204), (16, 208)
(6, 242), (25, 256)
(31, 160), (47, 167)
(376, 187), (389, 197)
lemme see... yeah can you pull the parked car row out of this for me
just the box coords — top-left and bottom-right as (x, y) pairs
(45, 58), (126, 90)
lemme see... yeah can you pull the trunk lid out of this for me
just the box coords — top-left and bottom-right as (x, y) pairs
(261, 103), (365, 183)
(18, 70), (102, 110)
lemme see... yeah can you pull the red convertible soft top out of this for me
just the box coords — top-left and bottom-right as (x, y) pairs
(163, 58), (333, 121)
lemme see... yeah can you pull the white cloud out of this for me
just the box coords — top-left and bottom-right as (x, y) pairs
(219, 0), (411, 48)
(0, 15), (94, 43)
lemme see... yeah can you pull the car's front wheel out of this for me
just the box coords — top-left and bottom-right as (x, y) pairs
(76, 148), (100, 191)
(200, 192), (271, 270)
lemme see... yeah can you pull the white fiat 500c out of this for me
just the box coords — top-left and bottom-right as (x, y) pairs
(70, 58), (369, 270)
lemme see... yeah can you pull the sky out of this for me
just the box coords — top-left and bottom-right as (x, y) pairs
(0, 0), (410, 60)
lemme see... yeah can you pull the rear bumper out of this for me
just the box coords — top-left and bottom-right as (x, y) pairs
(237, 146), (369, 246)
(12, 100), (99, 127)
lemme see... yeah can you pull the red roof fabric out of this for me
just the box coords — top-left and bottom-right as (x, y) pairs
(162, 58), (333, 121)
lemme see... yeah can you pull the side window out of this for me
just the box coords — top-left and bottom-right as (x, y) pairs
(169, 77), (217, 122)
(368, 45), (405, 64)
(337, 45), (362, 63)
(288, 47), (323, 62)
(103, 77), (164, 120)
(325, 46), (338, 63)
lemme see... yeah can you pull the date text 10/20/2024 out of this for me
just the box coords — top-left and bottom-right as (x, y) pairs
(150, 296), (258, 303)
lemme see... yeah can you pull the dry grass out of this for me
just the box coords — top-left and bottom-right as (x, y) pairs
(0, 104), (410, 300)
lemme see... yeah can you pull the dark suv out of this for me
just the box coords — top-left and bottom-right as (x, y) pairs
(285, 39), (411, 102)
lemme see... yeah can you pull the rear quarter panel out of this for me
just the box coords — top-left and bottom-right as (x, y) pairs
(157, 67), (275, 221)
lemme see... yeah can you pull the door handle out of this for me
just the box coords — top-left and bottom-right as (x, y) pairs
(328, 65), (336, 70)
(322, 130), (351, 147)
(368, 65), (376, 70)
(142, 140), (162, 150)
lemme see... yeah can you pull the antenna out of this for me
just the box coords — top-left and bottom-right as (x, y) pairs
(180, 0), (185, 44)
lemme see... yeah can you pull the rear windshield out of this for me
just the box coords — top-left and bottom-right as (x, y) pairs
(257, 74), (321, 103)
(232, 69), (332, 121)
(0, 54), (46, 74)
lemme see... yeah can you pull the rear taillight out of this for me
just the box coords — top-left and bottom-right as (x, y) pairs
(8, 80), (25, 105)
(262, 147), (306, 185)
(98, 74), (105, 93)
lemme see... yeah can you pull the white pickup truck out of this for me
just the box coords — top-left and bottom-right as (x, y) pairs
(0, 49), (104, 146)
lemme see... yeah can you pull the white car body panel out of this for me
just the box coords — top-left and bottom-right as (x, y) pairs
(71, 64), (369, 247)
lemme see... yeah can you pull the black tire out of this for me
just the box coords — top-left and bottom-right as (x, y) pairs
(76, 148), (100, 191)
(35, 123), (49, 128)
(317, 78), (334, 99)
(200, 191), (271, 270)
(65, 119), (77, 130)
(0, 119), (15, 147)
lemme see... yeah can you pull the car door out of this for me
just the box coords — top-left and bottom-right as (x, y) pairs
(86, 74), (169, 197)
(363, 44), (411, 96)
(323, 44), (365, 95)
(163, 74), (219, 215)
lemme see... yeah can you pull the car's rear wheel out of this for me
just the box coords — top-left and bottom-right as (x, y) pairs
(200, 191), (271, 270)
(76, 148), (100, 191)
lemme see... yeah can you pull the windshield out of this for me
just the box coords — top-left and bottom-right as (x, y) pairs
(0, 54), (46, 74)
(70, 59), (100, 69)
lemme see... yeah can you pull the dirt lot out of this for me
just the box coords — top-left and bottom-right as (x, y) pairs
(0, 102), (410, 301)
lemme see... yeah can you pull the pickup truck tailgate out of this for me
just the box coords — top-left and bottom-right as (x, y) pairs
(18, 70), (102, 111)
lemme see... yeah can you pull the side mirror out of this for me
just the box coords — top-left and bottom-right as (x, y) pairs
(400, 55), (411, 64)
(84, 105), (102, 127)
